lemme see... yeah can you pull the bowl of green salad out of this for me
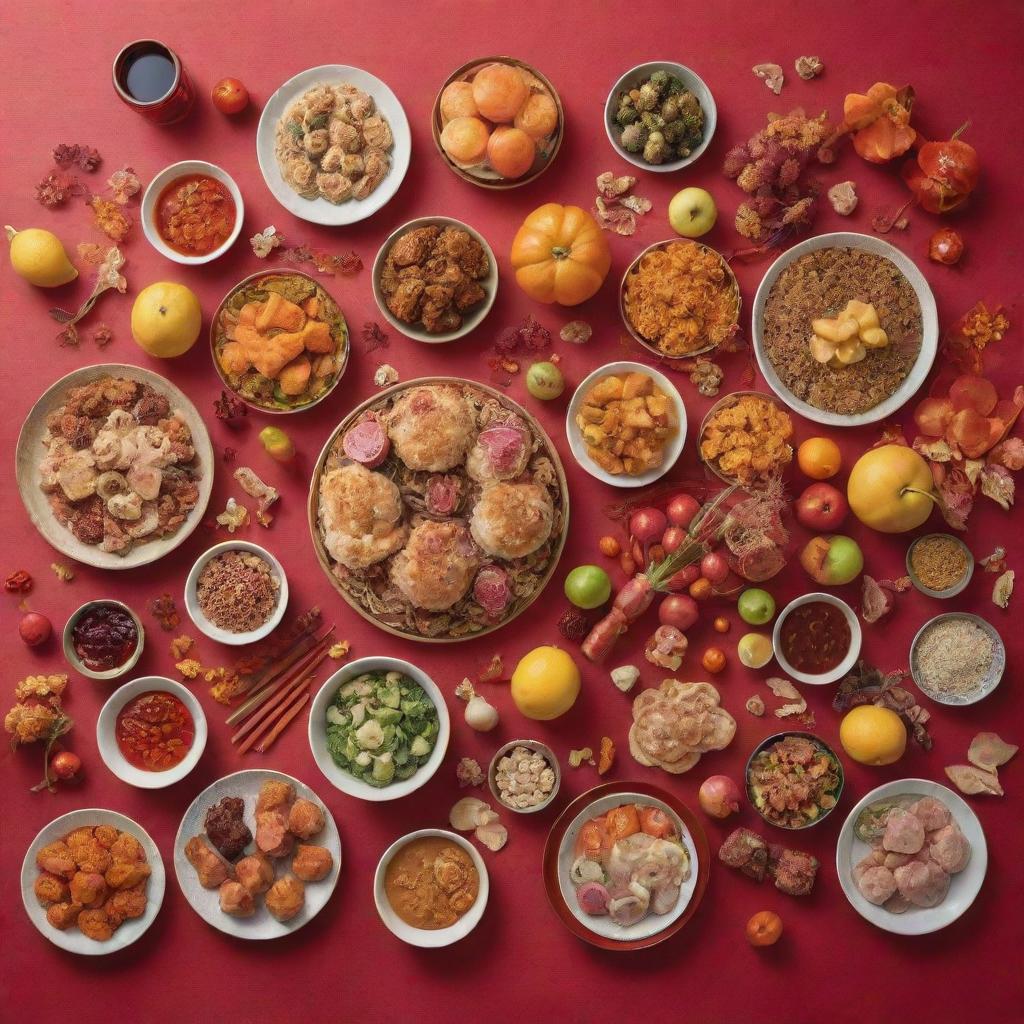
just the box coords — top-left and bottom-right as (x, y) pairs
(309, 656), (450, 802)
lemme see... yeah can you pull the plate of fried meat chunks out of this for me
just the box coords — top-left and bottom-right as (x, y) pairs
(174, 769), (341, 938)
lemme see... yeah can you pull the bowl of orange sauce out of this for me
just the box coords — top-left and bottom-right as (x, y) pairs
(142, 160), (244, 265)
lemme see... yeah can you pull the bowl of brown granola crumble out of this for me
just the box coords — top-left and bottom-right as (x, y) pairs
(752, 233), (938, 426)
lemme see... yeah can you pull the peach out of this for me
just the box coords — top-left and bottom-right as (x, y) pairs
(486, 126), (536, 179)
(440, 116), (491, 164)
(514, 92), (558, 140)
(440, 81), (478, 123)
(471, 63), (529, 123)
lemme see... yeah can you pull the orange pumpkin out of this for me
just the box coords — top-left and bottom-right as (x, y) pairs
(510, 203), (611, 306)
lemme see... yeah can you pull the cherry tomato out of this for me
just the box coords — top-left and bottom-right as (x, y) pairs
(928, 228), (964, 266)
(700, 551), (730, 585)
(746, 910), (783, 946)
(598, 535), (621, 558)
(689, 577), (712, 601)
(713, 616), (731, 634)
(50, 751), (81, 781)
(662, 526), (687, 553)
(211, 77), (249, 115)
(667, 493), (700, 528)
(701, 647), (727, 674)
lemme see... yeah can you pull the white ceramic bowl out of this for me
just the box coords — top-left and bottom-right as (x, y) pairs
(910, 612), (1005, 706)
(96, 676), (207, 789)
(906, 534), (974, 599)
(604, 61), (717, 172)
(488, 738), (561, 814)
(62, 599), (144, 681)
(256, 64), (410, 226)
(371, 216), (498, 343)
(308, 656), (450, 802)
(836, 779), (987, 935)
(566, 361), (687, 488)
(21, 808), (165, 955)
(752, 232), (939, 427)
(185, 541), (288, 646)
(557, 791), (699, 942)
(374, 829), (488, 946)
(772, 592), (862, 685)
(141, 160), (244, 264)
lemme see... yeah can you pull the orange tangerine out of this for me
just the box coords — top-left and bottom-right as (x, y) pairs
(439, 81), (478, 123)
(514, 91), (558, 139)
(486, 126), (536, 179)
(797, 437), (842, 479)
(440, 116), (490, 164)
(471, 63), (528, 123)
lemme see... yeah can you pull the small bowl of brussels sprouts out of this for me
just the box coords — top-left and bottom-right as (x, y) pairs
(604, 61), (716, 172)
(309, 656), (450, 802)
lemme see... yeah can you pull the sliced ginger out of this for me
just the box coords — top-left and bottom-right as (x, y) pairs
(809, 300), (888, 369)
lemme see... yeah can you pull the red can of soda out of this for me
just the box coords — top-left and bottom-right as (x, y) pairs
(112, 40), (195, 125)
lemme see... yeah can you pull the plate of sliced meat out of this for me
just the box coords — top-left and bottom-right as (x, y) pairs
(836, 778), (987, 935)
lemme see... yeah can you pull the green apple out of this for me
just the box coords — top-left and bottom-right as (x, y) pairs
(738, 588), (776, 625)
(668, 187), (717, 238)
(564, 565), (612, 609)
(799, 535), (864, 586)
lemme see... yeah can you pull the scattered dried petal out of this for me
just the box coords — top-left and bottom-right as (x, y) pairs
(373, 363), (398, 388)
(221, 446), (237, 464)
(450, 797), (492, 831)
(91, 323), (113, 348)
(569, 747), (595, 768)
(249, 225), (284, 258)
(361, 321), (389, 353)
(980, 546), (1007, 573)
(610, 665), (640, 693)
(596, 172), (637, 199)
(328, 641), (350, 660)
(752, 63), (785, 95)
(456, 757), (485, 788)
(50, 563), (74, 582)
(745, 695), (766, 716)
(149, 593), (180, 631)
(215, 497), (249, 533)
(598, 736), (616, 775)
(76, 242), (105, 265)
(475, 819), (508, 851)
(795, 56), (824, 80)
(827, 180), (858, 215)
(4, 570), (33, 593)
(558, 608), (588, 643)
(169, 634), (194, 660)
(53, 144), (101, 171)
(861, 575), (894, 623)
(992, 569), (1015, 608)
(106, 167), (141, 204)
(945, 764), (1004, 796)
(594, 195), (637, 235)
(980, 464), (1015, 510)
(213, 390), (247, 423)
(175, 658), (203, 680)
(620, 194), (653, 214)
(478, 654), (503, 683)
(234, 466), (279, 527)
(560, 320), (592, 344)
(967, 732), (1017, 771)
(34, 171), (81, 207)
(88, 196), (132, 242)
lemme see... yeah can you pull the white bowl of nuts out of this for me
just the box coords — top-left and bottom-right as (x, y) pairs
(488, 739), (560, 814)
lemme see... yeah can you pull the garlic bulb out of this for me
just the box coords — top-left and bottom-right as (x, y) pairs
(455, 677), (499, 732)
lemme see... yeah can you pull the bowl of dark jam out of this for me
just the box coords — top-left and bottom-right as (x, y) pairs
(63, 600), (145, 680)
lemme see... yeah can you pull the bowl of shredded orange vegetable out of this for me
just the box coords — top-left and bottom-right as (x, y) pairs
(620, 239), (739, 359)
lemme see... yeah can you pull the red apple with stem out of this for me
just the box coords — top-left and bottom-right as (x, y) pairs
(795, 482), (849, 531)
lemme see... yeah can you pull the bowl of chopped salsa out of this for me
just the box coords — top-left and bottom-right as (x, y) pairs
(142, 160), (244, 265)
(97, 676), (207, 789)
(772, 592), (861, 685)
(62, 600), (144, 680)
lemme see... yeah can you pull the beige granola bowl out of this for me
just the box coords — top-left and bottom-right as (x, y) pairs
(15, 364), (214, 570)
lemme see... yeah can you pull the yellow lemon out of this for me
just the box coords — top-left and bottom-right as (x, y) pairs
(131, 282), (202, 358)
(510, 645), (580, 721)
(839, 705), (907, 766)
(737, 632), (773, 669)
(6, 225), (78, 287)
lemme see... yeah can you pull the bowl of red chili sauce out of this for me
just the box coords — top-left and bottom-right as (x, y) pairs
(141, 160), (244, 265)
(772, 592), (861, 686)
(62, 600), (145, 681)
(97, 676), (207, 788)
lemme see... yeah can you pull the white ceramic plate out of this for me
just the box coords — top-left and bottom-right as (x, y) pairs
(15, 364), (214, 569)
(752, 232), (938, 426)
(566, 361), (687, 488)
(173, 769), (341, 940)
(141, 160), (244, 265)
(184, 540), (289, 645)
(836, 778), (987, 935)
(308, 657), (450, 802)
(371, 216), (498, 343)
(374, 829), (488, 947)
(96, 676), (207, 789)
(21, 808), (165, 955)
(557, 791), (698, 942)
(256, 65), (410, 226)
(604, 61), (717, 172)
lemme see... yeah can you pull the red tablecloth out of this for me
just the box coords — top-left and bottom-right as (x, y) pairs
(2, 2), (1022, 1021)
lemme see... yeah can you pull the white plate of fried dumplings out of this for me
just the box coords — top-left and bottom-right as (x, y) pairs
(21, 808), (165, 955)
(173, 769), (342, 939)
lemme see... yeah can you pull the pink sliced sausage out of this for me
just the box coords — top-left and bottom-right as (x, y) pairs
(342, 417), (389, 468)
(473, 565), (510, 617)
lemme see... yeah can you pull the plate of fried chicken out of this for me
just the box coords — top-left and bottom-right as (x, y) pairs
(174, 770), (341, 939)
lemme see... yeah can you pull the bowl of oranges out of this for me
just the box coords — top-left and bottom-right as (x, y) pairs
(432, 57), (563, 188)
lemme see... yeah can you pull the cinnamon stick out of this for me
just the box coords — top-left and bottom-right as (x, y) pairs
(256, 691), (311, 753)
(232, 674), (310, 749)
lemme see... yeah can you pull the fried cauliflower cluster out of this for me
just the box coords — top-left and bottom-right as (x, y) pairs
(699, 395), (793, 488)
(5, 674), (69, 744)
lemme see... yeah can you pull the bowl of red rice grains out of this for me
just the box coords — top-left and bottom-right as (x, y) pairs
(185, 541), (288, 645)
(910, 612), (1005, 707)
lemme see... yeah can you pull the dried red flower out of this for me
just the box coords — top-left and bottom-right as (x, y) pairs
(558, 608), (589, 643)
(91, 324), (113, 348)
(34, 171), (81, 207)
(4, 570), (33, 594)
(149, 593), (181, 632)
(361, 322), (389, 353)
(213, 390), (248, 423)
(52, 144), (102, 171)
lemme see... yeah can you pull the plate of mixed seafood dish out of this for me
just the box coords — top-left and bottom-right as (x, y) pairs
(836, 779), (987, 935)
(21, 808), (165, 956)
(257, 64), (411, 225)
(15, 365), (213, 569)
(308, 377), (569, 641)
(752, 233), (938, 426)
(543, 782), (709, 950)
(173, 770), (341, 940)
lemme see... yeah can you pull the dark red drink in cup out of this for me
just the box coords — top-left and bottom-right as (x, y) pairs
(113, 40), (195, 124)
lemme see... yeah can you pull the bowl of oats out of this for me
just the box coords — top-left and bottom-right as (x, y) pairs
(753, 233), (938, 426)
(488, 739), (560, 814)
(910, 612), (1005, 706)
(185, 541), (288, 645)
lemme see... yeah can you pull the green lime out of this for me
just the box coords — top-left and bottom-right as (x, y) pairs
(564, 565), (612, 609)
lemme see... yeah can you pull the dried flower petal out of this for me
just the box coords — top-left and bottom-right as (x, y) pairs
(89, 196), (132, 242)
(361, 321), (389, 353)
(53, 143), (101, 171)
(594, 195), (636, 235)
(373, 364), (398, 388)
(456, 757), (484, 788)
(560, 320), (592, 344)
(992, 569), (1014, 608)
(4, 570), (33, 593)
(980, 546), (1007, 573)
(945, 764), (1003, 796)
(827, 180), (858, 215)
(215, 497), (249, 533)
(57, 324), (79, 348)
(569, 747), (595, 768)
(752, 63), (785, 95)
(34, 171), (81, 207)
(169, 635), (195, 660)
(106, 167), (141, 204)
(745, 695), (766, 716)
(91, 323), (113, 348)
(620, 194), (653, 215)
(328, 641), (350, 660)
(980, 464), (1015, 510)
(213, 390), (247, 423)
(250, 225), (284, 258)
(149, 593), (180, 632)
(598, 736), (616, 775)
(596, 172), (636, 199)
(967, 732), (1017, 772)
(795, 56), (824, 80)
(175, 658), (203, 680)
(234, 466), (279, 526)
(861, 575), (894, 623)
(76, 242), (104, 265)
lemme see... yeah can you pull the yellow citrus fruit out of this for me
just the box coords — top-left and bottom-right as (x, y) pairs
(6, 226), (78, 287)
(510, 645), (581, 721)
(839, 705), (907, 766)
(131, 282), (202, 358)
(797, 437), (842, 480)
(737, 632), (773, 669)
